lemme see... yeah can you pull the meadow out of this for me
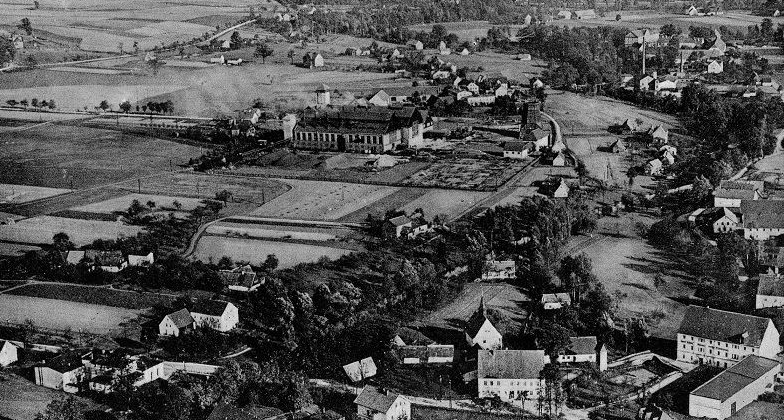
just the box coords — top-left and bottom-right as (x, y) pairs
(193, 236), (355, 268)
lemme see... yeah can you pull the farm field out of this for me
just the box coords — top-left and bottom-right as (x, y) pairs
(0, 215), (143, 246)
(0, 372), (100, 420)
(71, 193), (205, 214)
(338, 187), (429, 223)
(546, 91), (678, 133)
(6, 283), (175, 309)
(0, 184), (72, 204)
(402, 189), (490, 220)
(0, 110), (87, 122)
(547, 10), (784, 30)
(0, 84), (187, 113)
(251, 179), (399, 221)
(193, 236), (355, 268)
(404, 158), (527, 190)
(0, 293), (142, 334)
(0, 125), (202, 189)
(0, 242), (41, 256)
(424, 283), (531, 331)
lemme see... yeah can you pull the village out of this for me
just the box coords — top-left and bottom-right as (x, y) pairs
(3, 1), (784, 420)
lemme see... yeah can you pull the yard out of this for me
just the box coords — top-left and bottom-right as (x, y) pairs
(0, 372), (101, 420)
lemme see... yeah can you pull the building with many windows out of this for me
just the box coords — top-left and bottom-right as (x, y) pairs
(292, 106), (428, 153)
(676, 306), (780, 368)
(477, 349), (548, 404)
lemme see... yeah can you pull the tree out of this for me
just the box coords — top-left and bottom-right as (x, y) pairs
(0, 37), (13, 66)
(47, 99), (56, 110)
(262, 254), (279, 272)
(254, 43), (274, 64)
(615, 14), (621, 21)
(287, 49), (295, 64)
(99, 100), (110, 112)
(119, 100), (132, 113)
(52, 232), (74, 252)
(230, 31), (242, 49)
(31, 98), (38, 108)
(5, 99), (17, 107)
(18, 18), (32, 35)
(215, 189), (233, 204)
(20, 99), (28, 108)
(35, 396), (88, 420)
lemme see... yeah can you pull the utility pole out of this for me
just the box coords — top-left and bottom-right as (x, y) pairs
(641, 32), (646, 75)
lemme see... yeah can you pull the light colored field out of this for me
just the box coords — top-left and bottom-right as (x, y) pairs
(116, 172), (290, 204)
(0, 293), (141, 334)
(71, 193), (204, 213)
(48, 66), (129, 75)
(400, 189), (490, 220)
(0, 84), (186, 113)
(193, 236), (353, 268)
(0, 109), (87, 121)
(128, 21), (213, 38)
(0, 184), (72, 204)
(548, 10), (784, 30)
(252, 179), (399, 221)
(164, 60), (216, 68)
(0, 216), (143, 246)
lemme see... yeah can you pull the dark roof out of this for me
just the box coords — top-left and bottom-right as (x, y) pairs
(504, 141), (531, 152)
(757, 274), (784, 297)
(165, 308), (194, 328)
(677, 306), (772, 347)
(353, 385), (401, 413)
(691, 355), (780, 401)
(720, 180), (762, 191)
(565, 336), (599, 355)
(44, 351), (84, 373)
(381, 86), (441, 98)
(741, 200), (784, 229)
(207, 403), (284, 420)
(715, 188), (757, 200)
(389, 215), (410, 227)
(219, 267), (259, 288)
(465, 297), (492, 338)
(84, 250), (124, 267)
(191, 300), (231, 316)
(478, 350), (546, 379)
(522, 128), (548, 142)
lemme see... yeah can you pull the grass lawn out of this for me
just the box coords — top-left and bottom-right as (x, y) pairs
(7, 283), (175, 309)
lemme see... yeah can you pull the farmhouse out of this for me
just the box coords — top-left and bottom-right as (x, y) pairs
(368, 89), (391, 107)
(541, 178), (570, 198)
(343, 357), (378, 382)
(711, 207), (739, 234)
(503, 141), (531, 159)
(639, 75), (655, 91)
(127, 252), (154, 267)
(132, 357), (167, 386)
(556, 336), (608, 371)
(610, 139), (626, 153)
(85, 250), (127, 272)
(354, 385), (411, 420)
(293, 106), (427, 153)
(708, 60), (724, 74)
(0, 340), (18, 367)
(34, 351), (86, 393)
(190, 300), (239, 332)
(740, 199), (784, 240)
(542, 293), (571, 310)
(477, 349), (547, 403)
(689, 355), (780, 420)
(756, 274), (784, 309)
(387, 215), (412, 238)
(481, 260), (516, 281)
(220, 265), (262, 292)
(303, 52), (324, 68)
(159, 308), (194, 337)
(676, 305), (781, 367)
(465, 297), (503, 350)
(714, 180), (761, 208)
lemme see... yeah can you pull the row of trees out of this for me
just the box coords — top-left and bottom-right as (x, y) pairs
(5, 98), (56, 110)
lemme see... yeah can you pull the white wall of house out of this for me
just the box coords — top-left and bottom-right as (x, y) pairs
(689, 365), (779, 420)
(468, 319), (503, 350)
(478, 377), (543, 402)
(192, 303), (238, 332)
(158, 316), (182, 336)
(504, 150), (528, 159)
(744, 227), (784, 241)
(0, 342), (18, 366)
(756, 294), (784, 309)
(676, 326), (781, 368)
(713, 216), (737, 233)
(356, 396), (410, 420)
(34, 367), (82, 393)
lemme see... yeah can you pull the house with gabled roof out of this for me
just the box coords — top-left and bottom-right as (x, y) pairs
(521, 127), (549, 149)
(190, 300), (239, 332)
(34, 351), (87, 393)
(84, 250), (127, 272)
(343, 357), (377, 382)
(159, 308), (194, 336)
(354, 385), (410, 420)
(127, 252), (154, 267)
(676, 305), (780, 367)
(542, 292), (571, 309)
(740, 199), (784, 240)
(220, 265), (262, 292)
(303, 52), (324, 68)
(503, 141), (531, 159)
(556, 336), (607, 371)
(714, 180), (761, 208)
(387, 215), (412, 238)
(478, 349), (548, 403)
(0, 340), (18, 367)
(711, 207), (739, 233)
(465, 297), (503, 350)
(481, 260), (516, 281)
(689, 355), (780, 420)
(756, 273), (784, 309)
(648, 125), (668, 144)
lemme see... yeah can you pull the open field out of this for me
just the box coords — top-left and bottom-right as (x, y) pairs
(0, 125), (202, 189)
(0, 293), (142, 334)
(339, 187), (429, 223)
(0, 372), (100, 420)
(0, 110), (88, 122)
(424, 283), (530, 331)
(251, 179), (399, 221)
(400, 189), (490, 221)
(193, 236), (355, 268)
(7, 283), (175, 309)
(0, 184), (72, 204)
(547, 91), (678, 133)
(548, 10), (784, 30)
(0, 242), (41, 256)
(115, 172), (290, 204)
(0, 215), (143, 246)
(0, 84), (186, 113)
(71, 193), (205, 214)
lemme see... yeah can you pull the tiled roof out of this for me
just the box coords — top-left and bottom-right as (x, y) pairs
(542, 293), (571, 304)
(84, 250), (124, 267)
(690, 355), (780, 401)
(715, 188), (757, 200)
(465, 298), (491, 338)
(757, 274), (784, 297)
(504, 141), (532, 152)
(191, 300), (231, 317)
(565, 336), (598, 355)
(389, 215), (410, 226)
(478, 349), (546, 379)
(343, 357), (377, 382)
(44, 351), (84, 373)
(677, 305), (772, 346)
(395, 327), (435, 346)
(353, 385), (401, 413)
(165, 308), (194, 328)
(742, 200), (784, 229)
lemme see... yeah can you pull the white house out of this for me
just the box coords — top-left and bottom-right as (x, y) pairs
(494, 84), (508, 97)
(714, 180), (761, 208)
(465, 297), (503, 350)
(0, 340), (18, 367)
(343, 357), (378, 382)
(478, 349), (548, 404)
(556, 336), (608, 371)
(741, 200), (784, 240)
(689, 355), (780, 420)
(220, 265), (262, 293)
(407, 40), (423, 50)
(190, 300), (239, 332)
(655, 76), (678, 91)
(466, 82), (480, 94)
(354, 385), (410, 420)
(639, 75), (655, 91)
(647, 159), (663, 176)
(460, 48), (470, 55)
(388, 215), (412, 238)
(685, 5), (699, 16)
(557, 10), (572, 19)
(648, 125), (669, 143)
(712, 207), (739, 234)
(756, 274), (784, 309)
(503, 141), (530, 159)
(708, 60), (724, 74)
(481, 260), (516, 281)
(127, 252), (154, 267)
(467, 95), (496, 106)
(676, 305), (781, 368)
(159, 308), (194, 337)
(551, 179), (570, 199)
(542, 293), (571, 310)
(34, 352), (86, 393)
(368, 89), (391, 107)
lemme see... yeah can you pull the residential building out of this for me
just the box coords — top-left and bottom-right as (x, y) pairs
(466, 95), (496, 106)
(407, 40), (423, 50)
(542, 293), (571, 310)
(676, 305), (781, 367)
(456, 90), (472, 101)
(712, 207), (739, 233)
(343, 357), (377, 382)
(714, 180), (761, 208)
(34, 352), (86, 393)
(541, 178), (569, 198)
(610, 139), (626, 153)
(647, 158), (663, 175)
(741, 200), (784, 240)
(756, 274), (784, 309)
(354, 385), (411, 420)
(303, 52), (324, 68)
(625, 29), (660, 46)
(387, 215), (411, 238)
(689, 355), (780, 419)
(190, 300), (239, 332)
(66, 250), (127, 272)
(465, 297), (503, 350)
(639, 75), (655, 91)
(552, 152), (567, 167)
(708, 60), (724, 74)
(521, 128), (549, 149)
(315, 84), (331, 107)
(477, 349), (548, 403)
(656, 76), (678, 91)
(556, 336), (608, 371)
(481, 260), (516, 281)
(503, 141), (531, 159)
(159, 308), (194, 336)
(460, 48), (470, 55)
(466, 82), (480, 94)
(131, 357), (167, 386)
(557, 10), (572, 19)
(293, 106), (427, 153)
(368, 90), (391, 107)
(758, 240), (784, 273)
(393, 327), (454, 364)
(220, 265), (262, 292)
(0, 340), (18, 367)
(127, 252), (154, 267)
(648, 125), (669, 143)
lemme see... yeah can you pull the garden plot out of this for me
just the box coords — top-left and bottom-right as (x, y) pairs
(71, 193), (204, 214)
(0, 216), (142, 246)
(251, 180), (399, 221)
(116, 173), (290, 204)
(0, 184), (72, 204)
(404, 158), (526, 190)
(193, 236), (354, 268)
